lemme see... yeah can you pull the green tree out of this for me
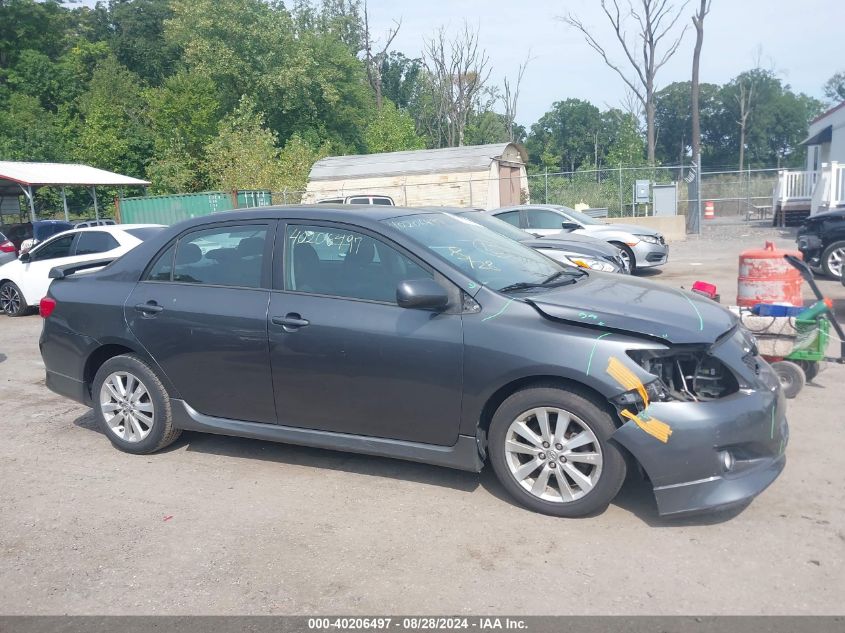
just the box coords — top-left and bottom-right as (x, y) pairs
(823, 71), (845, 104)
(605, 113), (646, 167)
(363, 100), (424, 153)
(74, 57), (152, 177)
(526, 99), (603, 172)
(0, 92), (63, 160)
(108, 0), (180, 85)
(380, 52), (422, 109)
(204, 97), (282, 191)
(277, 134), (332, 193)
(0, 0), (69, 69)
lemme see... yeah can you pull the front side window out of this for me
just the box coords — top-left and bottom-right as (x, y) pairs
(74, 231), (120, 255)
(170, 225), (268, 288)
(30, 234), (75, 261)
(285, 225), (431, 303)
(494, 210), (521, 227)
(525, 209), (568, 230)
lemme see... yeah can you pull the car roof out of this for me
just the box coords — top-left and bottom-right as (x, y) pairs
(492, 204), (575, 213)
(176, 205), (457, 228)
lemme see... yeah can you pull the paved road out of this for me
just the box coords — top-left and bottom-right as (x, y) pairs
(1, 222), (843, 615)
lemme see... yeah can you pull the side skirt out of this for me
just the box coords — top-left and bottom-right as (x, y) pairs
(170, 399), (484, 473)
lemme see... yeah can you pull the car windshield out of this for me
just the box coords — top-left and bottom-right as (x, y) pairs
(383, 213), (585, 292)
(125, 227), (164, 241)
(453, 211), (530, 242)
(556, 207), (602, 226)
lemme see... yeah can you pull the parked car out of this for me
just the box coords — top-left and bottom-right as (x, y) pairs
(452, 209), (628, 273)
(73, 219), (117, 228)
(0, 230), (17, 267)
(39, 206), (787, 518)
(0, 220), (74, 256)
(0, 224), (163, 316)
(488, 204), (668, 272)
(317, 195), (395, 206)
(796, 208), (845, 279)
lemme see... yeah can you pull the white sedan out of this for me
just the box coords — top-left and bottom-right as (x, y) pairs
(0, 224), (164, 316)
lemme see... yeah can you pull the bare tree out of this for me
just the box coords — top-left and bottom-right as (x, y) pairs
(502, 52), (532, 142)
(423, 22), (492, 147)
(363, 1), (401, 111)
(690, 0), (711, 170)
(736, 79), (754, 172)
(563, 0), (690, 165)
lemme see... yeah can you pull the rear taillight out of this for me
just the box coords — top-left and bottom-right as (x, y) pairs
(0, 240), (15, 253)
(40, 297), (57, 318)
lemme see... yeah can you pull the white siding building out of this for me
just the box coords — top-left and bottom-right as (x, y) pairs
(303, 143), (529, 210)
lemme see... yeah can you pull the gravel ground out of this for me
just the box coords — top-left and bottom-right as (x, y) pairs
(1, 221), (844, 615)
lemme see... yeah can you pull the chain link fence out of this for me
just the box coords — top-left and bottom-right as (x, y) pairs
(527, 166), (780, 221)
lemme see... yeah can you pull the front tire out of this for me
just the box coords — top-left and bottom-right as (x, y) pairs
(821, 241), (845, 279)
(488, 385), (626, 517)
(0, 281), (29, 316)
(92, 354), (181, 454)
(611, 243), (636, 274)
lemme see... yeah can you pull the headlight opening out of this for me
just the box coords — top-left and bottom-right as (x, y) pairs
(627, 349), (740, 402)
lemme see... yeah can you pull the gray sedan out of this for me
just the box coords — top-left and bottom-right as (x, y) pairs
(489, 204), (668, 272)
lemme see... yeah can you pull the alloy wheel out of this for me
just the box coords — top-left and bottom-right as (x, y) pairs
(504, 407), (603, 503)
(618, 249), (632, 271)
(827, 247), (844, 278)
(99, 371), (155, 442)
(0, 284), (21, 315)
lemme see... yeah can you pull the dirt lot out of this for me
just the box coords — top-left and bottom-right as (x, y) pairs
(1, 221), (843, 615)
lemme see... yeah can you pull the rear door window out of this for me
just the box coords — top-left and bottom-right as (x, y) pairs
(172, 225), (269, 288)
(74, 231), (120, 255)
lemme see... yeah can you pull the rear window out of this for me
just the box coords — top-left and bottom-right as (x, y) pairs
(125, 227), (164, 241)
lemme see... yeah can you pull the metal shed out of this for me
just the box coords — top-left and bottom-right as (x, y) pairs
(303, 143), (529, 209)
(0, 161), (150, 223)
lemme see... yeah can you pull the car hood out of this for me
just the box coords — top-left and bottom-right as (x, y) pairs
(521, 237), (621, 258)
(580, 223), (660, 237)
(523, 273), (736, 344)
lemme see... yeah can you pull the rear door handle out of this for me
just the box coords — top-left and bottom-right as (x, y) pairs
(272, 314), (310, 330)
(134, 302), (163, 315)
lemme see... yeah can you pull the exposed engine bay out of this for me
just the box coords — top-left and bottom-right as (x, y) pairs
(627, 349), (740, 402)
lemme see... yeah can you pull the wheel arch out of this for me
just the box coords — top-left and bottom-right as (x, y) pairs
(83, 341), (179, 402)
(476, 374), (620, 438)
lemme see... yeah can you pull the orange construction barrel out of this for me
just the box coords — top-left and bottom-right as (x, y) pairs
(737, 241), (803, 307)
(704, 200), (715, 220)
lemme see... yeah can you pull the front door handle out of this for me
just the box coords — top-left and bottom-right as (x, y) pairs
(272, 313), (310, 331)
(134, 301), (163, 315)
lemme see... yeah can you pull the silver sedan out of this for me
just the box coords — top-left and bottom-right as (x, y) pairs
(488, 204), (669, 272)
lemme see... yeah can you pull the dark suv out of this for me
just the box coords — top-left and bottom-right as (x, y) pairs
(0, 220), (74, 255)
(796, 208), (845, 279)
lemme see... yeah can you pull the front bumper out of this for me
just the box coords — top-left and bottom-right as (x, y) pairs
(631, 240), (669, 268)
(612, 365), (788, 516)
(796, 233), (823, 268)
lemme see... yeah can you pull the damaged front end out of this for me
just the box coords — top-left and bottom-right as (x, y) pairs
(608, 326), (788, 517)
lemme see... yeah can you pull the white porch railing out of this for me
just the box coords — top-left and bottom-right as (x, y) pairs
(775, 162), (844, 215)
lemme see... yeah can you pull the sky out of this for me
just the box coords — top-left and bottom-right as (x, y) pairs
(365, 0), (844, 125)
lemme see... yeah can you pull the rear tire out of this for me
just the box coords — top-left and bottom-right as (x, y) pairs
(821, 241), (845, 279)
(488, 385), (626, 517)
(0, 281), (29, 316)
(92, 354), (181, 454)
(773, 360), (805, 399)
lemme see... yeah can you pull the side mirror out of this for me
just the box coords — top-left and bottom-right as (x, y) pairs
(561, 222), (581, 231)
(19, 252), (31, 263)
(396, 278), (449, 311)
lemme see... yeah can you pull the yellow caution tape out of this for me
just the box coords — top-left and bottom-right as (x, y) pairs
(620, 409), (673, 443)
